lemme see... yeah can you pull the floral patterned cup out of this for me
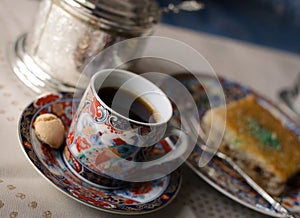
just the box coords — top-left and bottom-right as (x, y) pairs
(64, 69), (189, 188)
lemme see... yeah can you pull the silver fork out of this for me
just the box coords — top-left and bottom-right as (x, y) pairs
(184, 115), (296, 218)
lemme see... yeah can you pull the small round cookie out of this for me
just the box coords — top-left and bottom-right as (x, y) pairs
(33, 113), (65, 149)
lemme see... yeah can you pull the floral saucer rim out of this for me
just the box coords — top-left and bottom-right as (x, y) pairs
(18, 92), (182, 215)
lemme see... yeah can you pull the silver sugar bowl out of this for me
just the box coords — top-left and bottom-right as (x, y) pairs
(10, 0), (161, 93)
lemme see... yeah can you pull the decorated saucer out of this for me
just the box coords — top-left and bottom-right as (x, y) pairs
(161, 73), (300, 217)
(18, 92), (182, 215)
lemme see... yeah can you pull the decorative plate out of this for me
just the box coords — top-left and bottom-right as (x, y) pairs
(18, 92), (182, 215)
(163, 73), (300, 218)
(279, 79), (300, 119)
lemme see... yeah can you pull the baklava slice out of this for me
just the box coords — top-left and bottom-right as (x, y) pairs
(202, 95), (300, 196)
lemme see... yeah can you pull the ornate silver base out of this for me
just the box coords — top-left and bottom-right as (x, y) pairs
(9, 34), (76, 94)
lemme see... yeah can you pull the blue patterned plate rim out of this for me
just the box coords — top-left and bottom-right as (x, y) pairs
(18, 92), (182, 215)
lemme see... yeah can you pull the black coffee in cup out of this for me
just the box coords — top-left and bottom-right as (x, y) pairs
(98, 87), (156, 123)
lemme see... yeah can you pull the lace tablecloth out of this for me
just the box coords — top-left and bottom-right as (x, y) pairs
(0, 0), (300, 217)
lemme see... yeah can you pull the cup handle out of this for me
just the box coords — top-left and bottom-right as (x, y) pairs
(141, 126), (189, 168)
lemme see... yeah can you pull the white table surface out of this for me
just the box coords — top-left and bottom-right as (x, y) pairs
(0, 0), (300, 217)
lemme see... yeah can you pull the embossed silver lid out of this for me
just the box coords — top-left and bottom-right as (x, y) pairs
(70, 0), (161, 36)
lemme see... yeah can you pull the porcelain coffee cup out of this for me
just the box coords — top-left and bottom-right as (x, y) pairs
(63, 69), (189, 188)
